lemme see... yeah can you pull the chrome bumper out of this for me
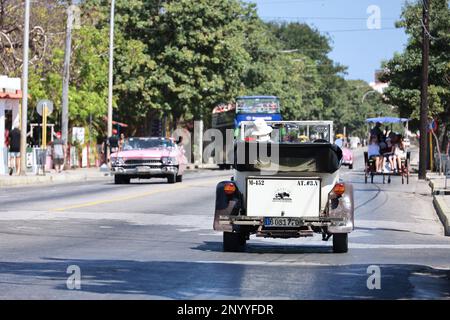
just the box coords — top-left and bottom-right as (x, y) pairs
(219, 215), (351, 227)
(111, 166), (177, 175)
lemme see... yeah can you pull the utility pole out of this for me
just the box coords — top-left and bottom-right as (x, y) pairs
(106, 0), (116, 164)
(62, 3), (74, 169)
(419, 0), (430, 180)
(19, 0), (31, 175)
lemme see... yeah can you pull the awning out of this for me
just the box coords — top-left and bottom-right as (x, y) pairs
(0, 89), (23, 99)
(366, 117), (409, 124)
(103, 116), (128, 127)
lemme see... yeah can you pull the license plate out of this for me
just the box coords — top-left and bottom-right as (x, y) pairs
(247, 177), (321, 217)
(264, 217), (302, 227)
(136, 166), (151, 173)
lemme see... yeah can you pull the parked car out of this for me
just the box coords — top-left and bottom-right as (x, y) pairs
(341, 146), (354, 169)
(213, 120), (354, 253)
(110, 137), (187, 184)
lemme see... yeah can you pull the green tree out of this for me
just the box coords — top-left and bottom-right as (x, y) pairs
(380, 0), (450, 144)
(149, 0), (252, 125)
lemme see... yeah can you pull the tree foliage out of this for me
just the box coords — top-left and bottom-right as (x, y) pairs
(381, 0), (450, 138)
(1, 0), (397, 141)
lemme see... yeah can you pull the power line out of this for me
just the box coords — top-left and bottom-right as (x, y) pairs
(261, 16), (398, 21)
(322, 27), (401, 33)
(250, 0), (337, 4)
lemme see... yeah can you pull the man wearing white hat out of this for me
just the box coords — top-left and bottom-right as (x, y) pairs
(251, 118), (273, 142)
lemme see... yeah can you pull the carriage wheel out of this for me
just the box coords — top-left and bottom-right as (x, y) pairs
(388, 176), (391, 184)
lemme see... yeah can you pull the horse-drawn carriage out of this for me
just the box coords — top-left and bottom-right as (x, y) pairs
(364, 117), (411, 184)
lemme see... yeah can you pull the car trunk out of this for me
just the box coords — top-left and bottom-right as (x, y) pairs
(233, 142), (342, 217)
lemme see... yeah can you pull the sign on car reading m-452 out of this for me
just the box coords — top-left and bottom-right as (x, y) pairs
(246, 177), (321, 218)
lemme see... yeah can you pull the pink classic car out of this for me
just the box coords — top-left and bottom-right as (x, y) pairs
(110, 137), (188, 184)
(341, 146), (353, 169)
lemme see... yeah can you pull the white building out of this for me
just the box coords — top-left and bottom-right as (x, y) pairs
(0, 76), (22, 175)
(369, 70), (389, 93)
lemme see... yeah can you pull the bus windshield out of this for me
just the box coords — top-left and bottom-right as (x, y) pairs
(236, 97), (280, 114)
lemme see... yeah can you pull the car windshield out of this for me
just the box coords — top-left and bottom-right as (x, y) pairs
(122, 138), (174, 150)
(239, 121), (333, 144)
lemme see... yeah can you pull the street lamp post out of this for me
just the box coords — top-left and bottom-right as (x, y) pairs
(20, 0), (31, 175)
(106, 0), (115, 163)
(361, 90), (377, 104)
(107, 1), (115, 138)
(62, 5), (75, 170)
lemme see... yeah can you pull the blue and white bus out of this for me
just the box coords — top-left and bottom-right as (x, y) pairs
(212, 96), (282, 132)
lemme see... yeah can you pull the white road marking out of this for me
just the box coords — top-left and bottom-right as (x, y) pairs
(195, 260), (331, 267)
(350, 243), (450, 249)
(194, 258), (450, 269)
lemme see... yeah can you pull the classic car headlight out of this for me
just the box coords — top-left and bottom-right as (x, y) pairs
(111, 157), (125, 166)
(161, 156), (178, 165)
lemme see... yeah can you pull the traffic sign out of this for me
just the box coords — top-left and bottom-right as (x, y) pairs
(428, 119), (438, 133)
(36, 99), (53, 116)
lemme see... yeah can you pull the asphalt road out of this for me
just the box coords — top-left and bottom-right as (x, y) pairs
(0, 149), (449, 299)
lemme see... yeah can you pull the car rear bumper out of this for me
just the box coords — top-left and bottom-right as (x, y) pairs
(218, 215), (353, 234)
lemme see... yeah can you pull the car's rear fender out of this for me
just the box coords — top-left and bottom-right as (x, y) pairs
(327, 183), (354, 233)
(213, 181), (242, 232)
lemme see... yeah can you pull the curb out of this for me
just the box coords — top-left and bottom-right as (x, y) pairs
(428, 178), (450, 195)
(0, 172), (111, 188)
(432, 195), (450, 236)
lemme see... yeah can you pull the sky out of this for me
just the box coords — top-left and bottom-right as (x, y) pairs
(250, 0), (410, 83)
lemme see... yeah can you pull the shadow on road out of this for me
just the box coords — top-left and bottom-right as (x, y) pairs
(194, 241), (332, 254)
(0, 258), (449, 299)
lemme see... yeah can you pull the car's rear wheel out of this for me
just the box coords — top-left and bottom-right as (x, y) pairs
(223, 232), (246, 252)
(332, 233), (348, 253)
(349, 164), (353, 170)
(176, 175), (183, 183)
(167, 174), (176, 184)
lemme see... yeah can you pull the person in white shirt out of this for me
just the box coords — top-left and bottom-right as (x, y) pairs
(368, 135), (382, 173)
(335, 134), (344, 148)
(350, 136), (360, 149)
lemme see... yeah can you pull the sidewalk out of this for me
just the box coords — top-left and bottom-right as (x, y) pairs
(427, 173), (450, 236)
(0, 167), (111, 188)
(374, 145), (450, 236)
(0, 163), (221, 188)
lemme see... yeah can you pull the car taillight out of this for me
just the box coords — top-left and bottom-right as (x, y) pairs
(224, 183), (236, 195)
(333, 183), (345, 196)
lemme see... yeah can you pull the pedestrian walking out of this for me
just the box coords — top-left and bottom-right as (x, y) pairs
(51, 132), (66, 173)
(8, 127), (21, 175)
(109, 129), (119, 154)
(118, 132), (125, 151)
